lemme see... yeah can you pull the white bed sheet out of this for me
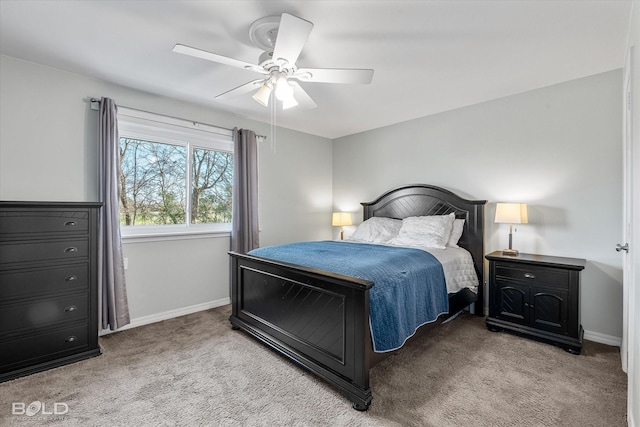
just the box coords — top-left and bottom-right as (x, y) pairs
(416, 246), (479, 294)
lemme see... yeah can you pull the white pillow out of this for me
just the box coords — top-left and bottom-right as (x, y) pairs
(447, 219), (465, 248)
(348, 217), (402, 244)
(389, 213), (455, 249)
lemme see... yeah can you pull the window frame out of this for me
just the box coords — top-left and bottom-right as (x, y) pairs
(117, 108), (234, 239)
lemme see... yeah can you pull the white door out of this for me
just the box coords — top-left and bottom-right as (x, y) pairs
(620, 48), (634, 374)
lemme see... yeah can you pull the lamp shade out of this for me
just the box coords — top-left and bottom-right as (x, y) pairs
(252, 83), (272, 107)
(274, 76), (294, 101)
(495, 203), (528, 224)
(332, 212), (352, 227)
(282, 96), (299, 110)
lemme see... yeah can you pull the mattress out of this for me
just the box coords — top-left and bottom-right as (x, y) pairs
(415, 246), (479, 294)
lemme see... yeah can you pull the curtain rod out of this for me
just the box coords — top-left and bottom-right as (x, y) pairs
(89, 98), (266, 140)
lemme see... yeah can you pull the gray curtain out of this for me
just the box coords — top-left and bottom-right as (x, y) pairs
(98, 97), (130, 330)
(231, 128), (259, 253)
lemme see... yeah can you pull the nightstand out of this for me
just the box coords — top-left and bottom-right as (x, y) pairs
(485, 251), (586, 354)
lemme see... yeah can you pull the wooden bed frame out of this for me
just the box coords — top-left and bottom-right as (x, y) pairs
(229, 184), (486, 410)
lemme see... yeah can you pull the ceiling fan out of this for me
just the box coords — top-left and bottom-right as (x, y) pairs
(173, 13), (374, 110)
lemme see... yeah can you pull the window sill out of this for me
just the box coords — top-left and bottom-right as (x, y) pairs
(121, 227), (231, 243)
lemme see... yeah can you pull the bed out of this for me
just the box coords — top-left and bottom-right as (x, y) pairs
(229, 184), (486, 410)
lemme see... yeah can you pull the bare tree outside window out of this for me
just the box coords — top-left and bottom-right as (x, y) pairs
(118, 137), (232, 226)
(192, 148), (233, 224)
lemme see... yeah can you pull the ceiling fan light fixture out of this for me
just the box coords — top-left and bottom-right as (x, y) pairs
(274, 76), (294, 101)
(252, 83), (272, 107)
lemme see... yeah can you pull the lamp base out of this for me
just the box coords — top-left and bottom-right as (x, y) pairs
(502, 249), (519, 256)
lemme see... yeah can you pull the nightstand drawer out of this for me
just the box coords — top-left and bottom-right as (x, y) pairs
(0, 294), (89, 334)
(0, 210), (89, 236)
(495, 263), (569, 288)
(0, 264), (89, 299)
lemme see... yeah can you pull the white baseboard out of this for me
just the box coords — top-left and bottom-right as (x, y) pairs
(583, 329), (622, 347)
(99, 297), (230, 336)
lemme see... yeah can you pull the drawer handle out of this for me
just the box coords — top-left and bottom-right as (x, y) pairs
(524, 273), (536, 279)
(65, 275), (77, 282)
(64, 305), (78, 312)
(64, 247), (78, 253)
(64, 221), (77, 227)
(65, 336), (77, 343)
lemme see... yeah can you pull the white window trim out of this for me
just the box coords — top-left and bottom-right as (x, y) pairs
(117, 108), (234, 239)
(121, 227), (230, 244)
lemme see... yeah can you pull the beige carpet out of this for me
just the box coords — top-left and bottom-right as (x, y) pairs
(0, 305), (627, 426)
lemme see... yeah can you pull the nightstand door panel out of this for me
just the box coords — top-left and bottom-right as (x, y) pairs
(531, 288), (568, 334)
(496, 281), (529, 324)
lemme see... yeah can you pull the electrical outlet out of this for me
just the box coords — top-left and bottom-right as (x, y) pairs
(123, 258), (129, 270)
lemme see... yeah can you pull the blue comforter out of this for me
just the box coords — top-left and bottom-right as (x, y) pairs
(248, 241), (449, 352)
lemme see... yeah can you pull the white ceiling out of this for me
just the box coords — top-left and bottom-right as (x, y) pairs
(0, 1), (633, 139)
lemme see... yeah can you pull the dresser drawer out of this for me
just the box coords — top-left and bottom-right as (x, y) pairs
(0, 323), (89, 368)
(0, 294), (89, 334)
(495, 263), (569, 289)
(0, 209), (89, 236)
(0, 264), (89, 299)
(0, 238), (89, 267)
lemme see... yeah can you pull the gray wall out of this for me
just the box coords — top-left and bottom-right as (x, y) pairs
(0, 54), (624, 343)
(0, 55), (333, 324)
(333, 70), (623, 342)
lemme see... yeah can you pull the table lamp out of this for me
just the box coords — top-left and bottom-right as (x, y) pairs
(495, 203), (528, 256)
(332, 212), (352, 240)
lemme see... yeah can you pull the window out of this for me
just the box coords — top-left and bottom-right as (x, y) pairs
(117, 108), (233, 236)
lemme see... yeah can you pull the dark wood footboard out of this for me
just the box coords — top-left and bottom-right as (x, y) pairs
(229, 251), (375, 410)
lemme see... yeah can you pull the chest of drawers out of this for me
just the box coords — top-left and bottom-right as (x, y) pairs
(0, 202), (102, 381)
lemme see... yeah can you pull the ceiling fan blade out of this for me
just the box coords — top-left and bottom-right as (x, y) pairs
(289, 81), (317, 110)
(215, 79), (265, 100)
(173, 44), (267, 75)
(272, 13), (313, 65)
(294, 68), (374, 85)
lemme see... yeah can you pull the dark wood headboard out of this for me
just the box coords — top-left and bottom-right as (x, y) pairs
(361, 184), (487, 298)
